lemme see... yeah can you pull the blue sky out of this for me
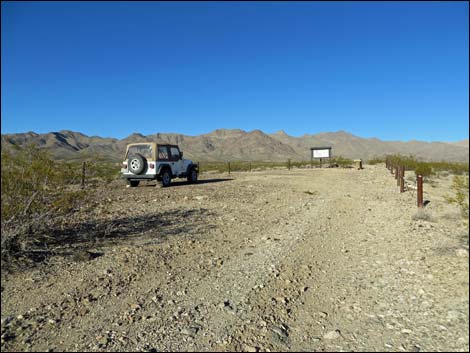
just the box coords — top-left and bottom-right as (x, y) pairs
(1, 1), (468, 141)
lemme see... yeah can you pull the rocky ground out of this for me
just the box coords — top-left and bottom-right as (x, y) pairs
(1, 165), (469, 352)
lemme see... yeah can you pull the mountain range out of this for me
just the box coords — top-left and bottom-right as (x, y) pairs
(1, 129), (468, 163)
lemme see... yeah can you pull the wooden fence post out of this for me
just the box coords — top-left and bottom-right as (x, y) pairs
(249, 162), (251, 172)
(288, 159), (291, 170)
(228, 162), (231, 175)
(417, 175), (424, 207)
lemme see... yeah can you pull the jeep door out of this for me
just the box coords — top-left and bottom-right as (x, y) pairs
(169, 146), (184, 176)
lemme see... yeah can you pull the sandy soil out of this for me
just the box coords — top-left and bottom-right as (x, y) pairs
(1, 165), (468, 352)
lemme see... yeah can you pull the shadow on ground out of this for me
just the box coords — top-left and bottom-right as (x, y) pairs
(8, 208), (216, 269)
(139, 178), (233, 187)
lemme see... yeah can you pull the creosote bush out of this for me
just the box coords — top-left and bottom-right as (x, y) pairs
(1, 145), (119, 262)
(385, 154), (469, 178)
(330, 156), (354, 168)
(196, 158), (360, 172)
(446, 175), (469, 218)
(197, 160), (316, 173)
(367, 156), (385, 165)
(414, 163), (433, 177)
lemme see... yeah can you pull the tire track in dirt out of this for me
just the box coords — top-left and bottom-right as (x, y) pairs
(1, 167), (468, 352)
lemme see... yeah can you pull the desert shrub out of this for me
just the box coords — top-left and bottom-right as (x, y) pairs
(391, 154), (419, 171)
(197, 160), (314, 173)
(1, 145), (90, 261)
(438, 170), (450, 178)
(289, 160), (312, 169)
(427, 161), (469, 175)
(83, 159), (121, 185)
(367, 156), (385, 165)
(445, 175), (469, 218)
(412, 209), (435, 222)
(414, 162), (433, 177)
(385, 154), (468, 178)
(331, 156), (353, 168)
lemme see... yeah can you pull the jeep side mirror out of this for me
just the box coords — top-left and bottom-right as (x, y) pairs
(180, 151), (183, 159)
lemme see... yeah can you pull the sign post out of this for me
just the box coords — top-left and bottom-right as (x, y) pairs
(310, 147), (332, 168)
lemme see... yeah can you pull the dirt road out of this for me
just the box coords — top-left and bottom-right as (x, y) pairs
(1, 166), (469, 351)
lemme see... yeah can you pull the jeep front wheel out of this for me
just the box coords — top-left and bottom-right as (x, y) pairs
(161, 170), (171, 187)
(187, 168), (198, 184)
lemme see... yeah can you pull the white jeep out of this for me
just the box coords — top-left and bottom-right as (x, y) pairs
(121, 142), (198, 187)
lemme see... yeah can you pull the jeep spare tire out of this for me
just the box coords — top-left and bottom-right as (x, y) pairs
(128, 154), (146, 175)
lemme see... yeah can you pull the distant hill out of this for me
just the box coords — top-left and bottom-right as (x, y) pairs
(1, 129), (468, 163)
(446, 139), (469, 148)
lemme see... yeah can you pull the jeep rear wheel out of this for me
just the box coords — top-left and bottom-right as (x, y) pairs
(161, 170), (171, 187)
(187, 168), (198, 184)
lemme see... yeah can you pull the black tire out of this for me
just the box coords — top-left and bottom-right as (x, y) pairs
(128, 154), (147, 175)
(160, 169), (171, 187)
(187, 168), (198, 184)
(128, 180), (140, 187)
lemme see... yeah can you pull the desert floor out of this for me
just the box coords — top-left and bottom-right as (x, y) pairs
(1, 165), (468, 352)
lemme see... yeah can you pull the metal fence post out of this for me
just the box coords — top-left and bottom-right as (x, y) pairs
(397, 165), (401, 186)
(417, 175), (424, 207)
(400, 167), (405, 193)
(81, 161), (86, 189)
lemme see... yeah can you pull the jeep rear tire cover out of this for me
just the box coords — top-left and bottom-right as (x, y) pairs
(128, 154), (146, 175)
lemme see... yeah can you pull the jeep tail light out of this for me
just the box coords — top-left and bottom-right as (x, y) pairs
(149, 163), (155, 169)
(122, 163), (127, 169)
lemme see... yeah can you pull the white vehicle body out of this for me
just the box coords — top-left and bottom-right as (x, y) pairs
(121, 143), (198, 187)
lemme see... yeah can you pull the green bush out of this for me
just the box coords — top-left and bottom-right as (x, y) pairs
(385, 154), (468, 177)
(1, 145), (90, 260)
(367, 156), (385, 165)
(331, 156), (353, 167)
(446, 175), (469, 218)
(414, 162), (433, 177)
(197, 160), (315, 173)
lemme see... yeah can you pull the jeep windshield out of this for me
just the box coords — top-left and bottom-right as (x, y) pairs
(126, 144), (153, 159)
